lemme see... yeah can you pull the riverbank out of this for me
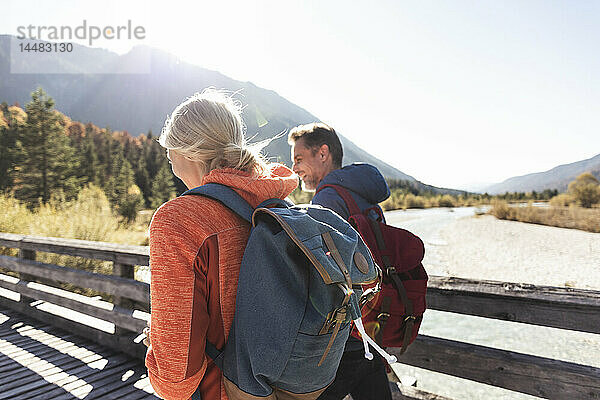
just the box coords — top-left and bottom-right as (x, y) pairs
(490, 201), (600, 233)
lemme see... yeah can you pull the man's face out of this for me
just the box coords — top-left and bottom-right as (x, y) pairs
(291, 139), (328, 191)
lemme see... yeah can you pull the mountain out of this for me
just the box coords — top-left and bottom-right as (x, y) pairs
(0, 34), (419, 184)
(484, 154), (600, 194)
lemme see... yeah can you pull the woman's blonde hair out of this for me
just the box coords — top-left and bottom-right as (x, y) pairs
(159, 88), (267, 174)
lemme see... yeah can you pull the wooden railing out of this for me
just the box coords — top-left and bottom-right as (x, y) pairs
(391, 277), (600, 399)
(0, 232), (150, 359)
(0, 232), (599, 399)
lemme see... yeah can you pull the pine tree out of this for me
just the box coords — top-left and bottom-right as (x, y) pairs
(105, 151), (136, 208)
(91, 126), (110, 187)
(104, 133), (119, 185)
(150, 163), (176, 208)
(81, 134), (100, 186)
(145, 138), (163, 180)
(15, 88), (81, 206)
(134, 155), (151, 207)
(119, 184), (145, 224)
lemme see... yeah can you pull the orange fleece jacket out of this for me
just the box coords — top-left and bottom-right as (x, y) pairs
(146, 164), (297, 400)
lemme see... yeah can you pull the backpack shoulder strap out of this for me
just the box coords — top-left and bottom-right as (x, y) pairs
(182, 183), (254, 223)
(316, 184), (362, 216)
(205, 339), (224, 367)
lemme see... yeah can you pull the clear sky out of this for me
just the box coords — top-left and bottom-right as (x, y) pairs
(3, 0), (600, 190)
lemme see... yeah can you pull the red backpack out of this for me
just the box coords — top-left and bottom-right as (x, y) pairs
(316, 184), (428, 354)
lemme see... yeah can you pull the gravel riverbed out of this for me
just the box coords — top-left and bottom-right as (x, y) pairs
(436, 215), (600, 290)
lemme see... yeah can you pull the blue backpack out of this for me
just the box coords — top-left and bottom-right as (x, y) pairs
(183, 183), (397, 400)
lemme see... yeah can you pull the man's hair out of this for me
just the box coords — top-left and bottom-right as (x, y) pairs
(288, 122), (343, 168)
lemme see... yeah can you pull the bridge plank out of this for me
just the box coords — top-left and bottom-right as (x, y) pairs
(0, 336), (93, 372)
(429, 276), (600, 304)
(100, 384), (155, 400)
(0, 350), (112, 398)
(0, 347), (107, 390)
(0, 309), (157, 399)
(0, 297), (147, 359)
(49, 359), (142, 400)
(81, 364), (150, 399)
(2, 234), (600, 399)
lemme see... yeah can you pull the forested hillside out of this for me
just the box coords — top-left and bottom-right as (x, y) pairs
(0, 88), (177, 221)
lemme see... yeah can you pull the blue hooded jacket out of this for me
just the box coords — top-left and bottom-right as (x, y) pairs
(311, 163), (390, 351)
(312, 163), (390, 221)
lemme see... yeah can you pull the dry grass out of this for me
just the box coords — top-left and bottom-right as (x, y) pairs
(490, 200), (600, 233)
(0, 186), (149, 245)
(0, 187), (153, 300)
(381, 192), (485, 211)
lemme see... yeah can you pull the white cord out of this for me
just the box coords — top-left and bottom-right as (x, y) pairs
(354, 317), (374, 360)
(338, 284), (397, 364)
(354, 317), (397, 363)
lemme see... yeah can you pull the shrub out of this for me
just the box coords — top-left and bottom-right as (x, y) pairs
(32, 184), (119, 242)
(568, 172), (600, 208)
(380, 188), (406, 211)
(379, 196), (396, 211)
(490, 199), (513, 219)
(550, 193), (575, 207)
(404, 194), (426, 209)
(489, 199), (599, 233)
(438, 195), (456, 208)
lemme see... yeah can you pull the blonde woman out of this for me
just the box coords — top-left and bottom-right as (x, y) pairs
(145, 89), (298, 400)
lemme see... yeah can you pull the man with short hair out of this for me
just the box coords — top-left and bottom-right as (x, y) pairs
(289, 122), (392, 400)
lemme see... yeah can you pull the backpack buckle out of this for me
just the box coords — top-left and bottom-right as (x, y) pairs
(359, 287), (378, 307)
(320, 305), (349, 334)
(386, 267), (396, 276)
(377, 312), (391, 322)
(404, 315), (416, 322)
(334, 308), (348, 323)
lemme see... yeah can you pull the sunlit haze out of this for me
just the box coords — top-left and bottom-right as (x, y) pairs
(3, 0), (600, 190)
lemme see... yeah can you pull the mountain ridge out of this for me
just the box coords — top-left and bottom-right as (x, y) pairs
(1, 34), (468, 195)
(484, 153), (600, 194)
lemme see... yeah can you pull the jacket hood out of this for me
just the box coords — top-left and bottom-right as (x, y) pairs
(317, 163), (390, 204)
(201, 163), (298, 208)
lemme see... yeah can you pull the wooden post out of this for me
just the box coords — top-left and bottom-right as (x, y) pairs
(18, 249), (37, 306)
(18, 248), (37, 281)
(113, 262), (135, 335)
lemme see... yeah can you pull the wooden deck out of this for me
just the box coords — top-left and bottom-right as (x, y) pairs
(0, 308), (159, 400)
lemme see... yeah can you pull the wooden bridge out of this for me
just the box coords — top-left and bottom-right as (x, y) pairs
(0, 232), (599, 399)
